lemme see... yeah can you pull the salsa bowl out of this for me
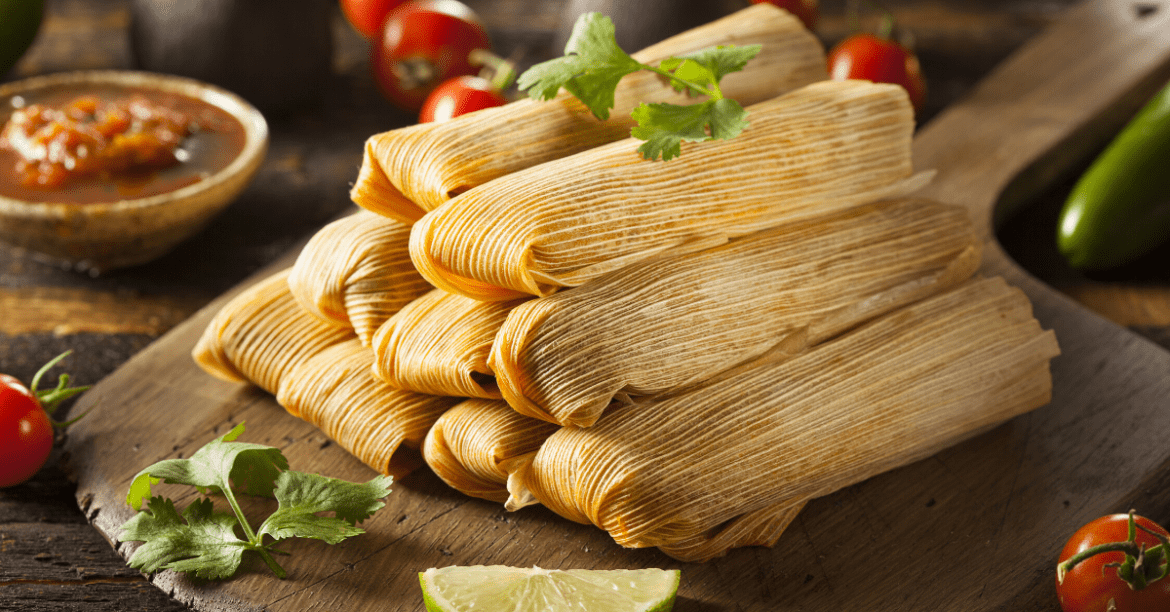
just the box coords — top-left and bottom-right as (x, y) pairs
(0, 70), (267, 273)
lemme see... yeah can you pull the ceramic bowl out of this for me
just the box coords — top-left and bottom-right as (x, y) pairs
(0, 70), (267, 273)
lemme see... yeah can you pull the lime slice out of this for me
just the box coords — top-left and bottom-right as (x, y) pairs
(419, 565), (680, 612)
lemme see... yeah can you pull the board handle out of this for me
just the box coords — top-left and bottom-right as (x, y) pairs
(913, 0), (1170, 245)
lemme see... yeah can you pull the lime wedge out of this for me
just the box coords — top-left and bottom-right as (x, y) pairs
(419, 565), (680, 612)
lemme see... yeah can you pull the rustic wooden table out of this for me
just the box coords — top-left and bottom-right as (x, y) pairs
(2, 0), (1167, 610)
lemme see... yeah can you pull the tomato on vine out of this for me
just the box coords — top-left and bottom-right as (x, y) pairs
(340, 0), (405, 39)
(419, 49), (514, 123)
(827, 7), (925, 113)
(1057, 511), (1170, 612)
(0, 352), (89, 488)
(749, 0), (818, 31)
(371, 0), (493, 112)
(419, 75), (508, 122)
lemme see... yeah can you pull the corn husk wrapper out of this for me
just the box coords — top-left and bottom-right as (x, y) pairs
(491, 198), (981, 427)
(511, 277), (1060, 561)
(278, 339), (461, 477)
(422, 399), (558, 503)
(410, 80), (924, 301)
(287, 210), (433, 346)
(371, 289), (528, 399)
(192, 269), (354, 398)
(350, 4), (826, 222)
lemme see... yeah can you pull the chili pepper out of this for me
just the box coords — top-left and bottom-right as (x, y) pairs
(1057, 79), (1170, 270)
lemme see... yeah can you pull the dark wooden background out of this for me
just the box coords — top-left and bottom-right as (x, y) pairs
(2, 0), (1168, 610)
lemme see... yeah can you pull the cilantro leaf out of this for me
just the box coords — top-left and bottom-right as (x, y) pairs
(664, 45), (761, 88)
(122, 497), (248, 580)
(258, 471), (393, 544)
(126, 422), (287, 511)
(517, 12), (643, 119)
(631, 98), (749, 161)
(659, 58), (719, 95)
(119, 424), (394, 581)
(517, 12), (760, 161)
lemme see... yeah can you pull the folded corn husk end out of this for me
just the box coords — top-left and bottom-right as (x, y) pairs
(278, 339), (461, 478)
(191, 271), (294, 386)
(423, 409), (511, 503)
(191, 269), (356, 402)
(504, 461), (541, 512)
(350, 132), (428, 224)
(372, 290), (527, 399)
(409, 210), (540, 301)
(488, 296), (588, 425)
(287, 210), (433, 347)
(422, 399), (559, 503)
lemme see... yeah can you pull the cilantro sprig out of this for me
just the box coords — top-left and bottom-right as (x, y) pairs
(119, 423), (392, 580)
(518, 12), (761, 161)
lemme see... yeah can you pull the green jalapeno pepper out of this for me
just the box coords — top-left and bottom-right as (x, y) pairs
(1057, 79), (1170, 270)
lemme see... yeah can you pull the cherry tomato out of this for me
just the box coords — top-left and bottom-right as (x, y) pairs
(340, 0), (405, 39)
(419, 75), (508, 123)
(1057, 514), (1170, 612)
(828, 32), (925, 113)
(371, 0), (492, 112)
(0, 374), (53, 488)
(750, 0), (818, 31)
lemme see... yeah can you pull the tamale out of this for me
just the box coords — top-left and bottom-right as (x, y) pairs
(511, 277), (1060, 561)
(350, 4), (826, 223)
(192, 269), (354, 399)
(422, 399), (558, 503)
(410, 80), (925, 301)
(287, 210), (433, 346)
(371, 289), (528, 398)
(278, 339), (461, 478)
(491, 198), (981, 427)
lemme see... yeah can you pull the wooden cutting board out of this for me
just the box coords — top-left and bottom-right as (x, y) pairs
(63, 1), (1170, 610)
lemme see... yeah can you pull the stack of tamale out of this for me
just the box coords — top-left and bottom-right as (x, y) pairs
(192, 4), (1059, 563)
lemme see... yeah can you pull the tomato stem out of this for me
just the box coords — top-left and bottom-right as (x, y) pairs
(1058, 510), (1170, 590)
(470, 49), (517, 93)
(877, 11), (895, 40)
(29, 351), (72, 395)
(27, 350), (90, 422)
(845, 0), (897, 40)
(1058, 542), (1142, 583)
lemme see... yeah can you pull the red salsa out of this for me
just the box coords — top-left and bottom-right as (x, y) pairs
(0, 85), (246, 203)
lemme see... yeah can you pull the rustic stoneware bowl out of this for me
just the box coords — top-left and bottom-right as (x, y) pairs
(0, 70), (267, 273)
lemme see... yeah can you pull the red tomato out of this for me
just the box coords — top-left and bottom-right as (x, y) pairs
(0, 374), (53, 488)
(828, 33), (925, 113)
(1057, 514), (1170, 612)
(419, 75), (507, 123)
(340, 0), (406, 39)
(750, 0), (818, 31)
(371, 0), (492, 112)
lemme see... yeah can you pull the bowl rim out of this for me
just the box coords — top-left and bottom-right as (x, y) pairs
(0, 69), (268, 216)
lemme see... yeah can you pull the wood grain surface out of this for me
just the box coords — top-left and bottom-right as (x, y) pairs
(47, 0), (1170, 611)
(6, 0), (1170, 610)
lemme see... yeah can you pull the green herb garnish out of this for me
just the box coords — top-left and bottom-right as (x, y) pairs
(119, 423), (392, 580)
(518, 12), (760, 161)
